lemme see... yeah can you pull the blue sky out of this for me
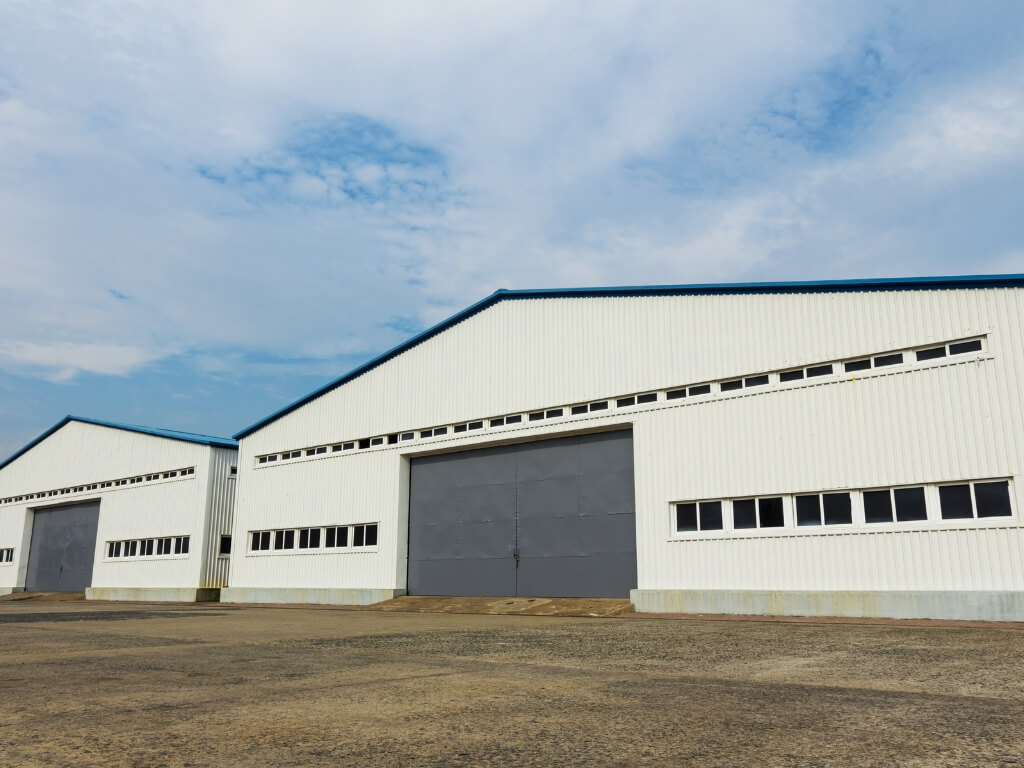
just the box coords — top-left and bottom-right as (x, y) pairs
(2, 1), (1024, 456)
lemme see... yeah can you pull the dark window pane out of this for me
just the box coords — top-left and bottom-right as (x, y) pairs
(745, 375), (769, 387)
(283, 530), (294, 549)
(325, 527), (336, 547)
(864, 490), (893, 523)
(309, 529), (321, 547)
(354, 525), (365, 547)
(401, 433), (414, 441)
(823, 493), (852, 525)
(274, 530), (284, 549)
(637, 393), (658, 403)
(454, 424), (468, 432)
(337, 527), (348, 547)
(894, 487), (928, 521)
(666, 389), (686, 400)
(343, 442), (355, 450)
(570, 405), (588, 415)
(780, 370), (804, 382)
(845, 359), (871, 372)
(589, 401), (608, 411)
(617, 397), (636, 407)
(299, 529), (310, 548)
(544, 410), (562, 419)
(468, 421), (483, 430)
(699, 501), (723, 531)
(306, 449), (316, 456)
(434, 426), (449, 434)
(721, 380), (742, 392)
(759, 497), (784, 527)
(260, 531), (271, 549)
(939, 485), (973, 519)
(180, 537), (189, 554)
(358, 439), (370, 449)
(916, 346), (946, 361)
(874, 353), (903, 367)
(365, 524), (378, 546)
(733, 499), (757, 529)
(387, 434), (398, 444)
(795, 495), (821, 526)
(528, 412), (544, 422)
(504, 416), (520, 425)
(975, 481), (1012, 518)
(420, 431), (433, 438)
(675, 503), (698, 532)
(688, 384), (711, 396)
(491, 418), (506, 426)
(332, 444), (343, 452)
(950, 339), (982, 355)
(251, 532), (260, 550)
(370, 437), (383, 445)
(807, 365), (833, 377)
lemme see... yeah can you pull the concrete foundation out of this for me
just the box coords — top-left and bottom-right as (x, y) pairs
(85, 587), (221, 603)
(630, 589), (1024, 622)
(219, 587), (405, 606)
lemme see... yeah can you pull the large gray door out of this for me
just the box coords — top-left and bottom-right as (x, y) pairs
(24, 502), (100, 592)
(408, 430), (636, 598)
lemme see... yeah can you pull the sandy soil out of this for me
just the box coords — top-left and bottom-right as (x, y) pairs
(1, 601), (1022, 767)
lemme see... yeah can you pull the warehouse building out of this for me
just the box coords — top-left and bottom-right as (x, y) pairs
(221, 275), (1024, 620)
(0, 416), (237, 601)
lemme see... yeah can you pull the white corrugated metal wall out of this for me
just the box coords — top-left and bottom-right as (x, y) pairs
(227, 287), (1024, 601)
(0, 421), (234, 593)
(199, 447), (238, 589)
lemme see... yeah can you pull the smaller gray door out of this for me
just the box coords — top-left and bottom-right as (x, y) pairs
(25, 502), (100, 592)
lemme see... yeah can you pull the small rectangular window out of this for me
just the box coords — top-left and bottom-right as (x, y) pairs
(143, 539), (155, 556)
(688, 384), (711, 396)
(864, 490), (893, 523)
(250, 532), (260, 551)
(675, 503), (697, 532)
(387, 434), (399, 445)
(974, 481), (1011, 518)
(616, 397), (636, 407)
(822, 493), (852, 525)
(939, 484), (973, 519)
(744, 375), (769, 387)
(108, 542), (117, 557)
(419, 430), (433, 438)
(699, 501), (723, 531)
(894, 487), (927, 522)
(666, 389), (686, 400)
(113, 541), (122, 557)
(315, 447), (327, 454)
(780, 370), (804, 382)
(337, 526), (349, 547)
(257, 456), (267, 463)
(720, 380), (742, 392)
(159, 537), (172, 555)
(370, 437), (384, 446)
(950, 339), (982, 355)
(332, 444), (344, 452)
(284, 530), (294, 549)
(454, 423), (468, 432)
(259, 532), (270, 550)
(806, 364), (833, 378)
(306, 448), (317, 456)
(505, 416), (522, 425)
(325, 527), (336, 547)
(274, 530), (285, 549)
(545, 410), (563, 418)
(874, 353), (903, 367)
(491, 418), (506, 426)
(178, 536), (190, 554)
(758, 497), (784, 527)
(220, 535), (232, 555)
(468, 421), (483, 430)
(343, 442), (355, 450)
(365, 524), (378, 546)
(353, 525), (365, 547)
(637, 393), (658, 404)
(359, 439), (371, 449)
(795, 495), (820, 526)
(127, 540), (138, 557)
(434, 426), (449, 435)
(528, 412), (544, 421)
(845, 359), (871, 372)
(916, 346), (946, 361)
(267, 455), (277, 462)
(570, 405), (588, 415)
(733, 499), (757, 529)
(589, 401), (608, 411)
(401, 433), (414, 441)
(299, 528), (310, 548)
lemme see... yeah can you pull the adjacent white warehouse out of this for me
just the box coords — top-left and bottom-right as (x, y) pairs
(218, 275), (1023, 620)
(0, 416), (238, 601)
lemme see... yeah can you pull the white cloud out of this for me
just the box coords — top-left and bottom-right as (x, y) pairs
(0, 341), (167, 381)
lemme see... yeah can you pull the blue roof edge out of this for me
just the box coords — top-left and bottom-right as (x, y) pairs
(0, 416), (237, 472)
(233, 273), (1024, 440)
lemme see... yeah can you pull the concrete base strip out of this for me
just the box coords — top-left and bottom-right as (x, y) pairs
(219, 587), (405, 606)
(630, 589), (1024, 622)
(86, 587), (221, 603)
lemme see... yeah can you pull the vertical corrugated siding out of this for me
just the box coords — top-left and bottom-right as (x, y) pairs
(228, 287), (1024, 596)
(200, 447), (237, 588)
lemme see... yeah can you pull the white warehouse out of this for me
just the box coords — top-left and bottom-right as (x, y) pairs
(222, 275), (1024, 620)
(0, 416), (238, 602)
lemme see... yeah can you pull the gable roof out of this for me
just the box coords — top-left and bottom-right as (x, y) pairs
(0, 416), (237, 471)
(233, 273), (1024, 439)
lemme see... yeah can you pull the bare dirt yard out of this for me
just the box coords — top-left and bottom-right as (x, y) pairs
(1, 601), (1023, 767)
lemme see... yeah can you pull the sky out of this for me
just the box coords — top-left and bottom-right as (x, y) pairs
(2, 1), (1024, 457)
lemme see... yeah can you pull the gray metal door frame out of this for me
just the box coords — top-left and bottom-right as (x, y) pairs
(24, 501), (101, 592)
(407, 429), (636, 598)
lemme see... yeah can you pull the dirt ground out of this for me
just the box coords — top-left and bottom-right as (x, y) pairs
(1, 602), (1023, 767)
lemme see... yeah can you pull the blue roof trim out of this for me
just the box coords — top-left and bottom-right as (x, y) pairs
(233, 273), (1024, 439)
(0, 416), (237, 471)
